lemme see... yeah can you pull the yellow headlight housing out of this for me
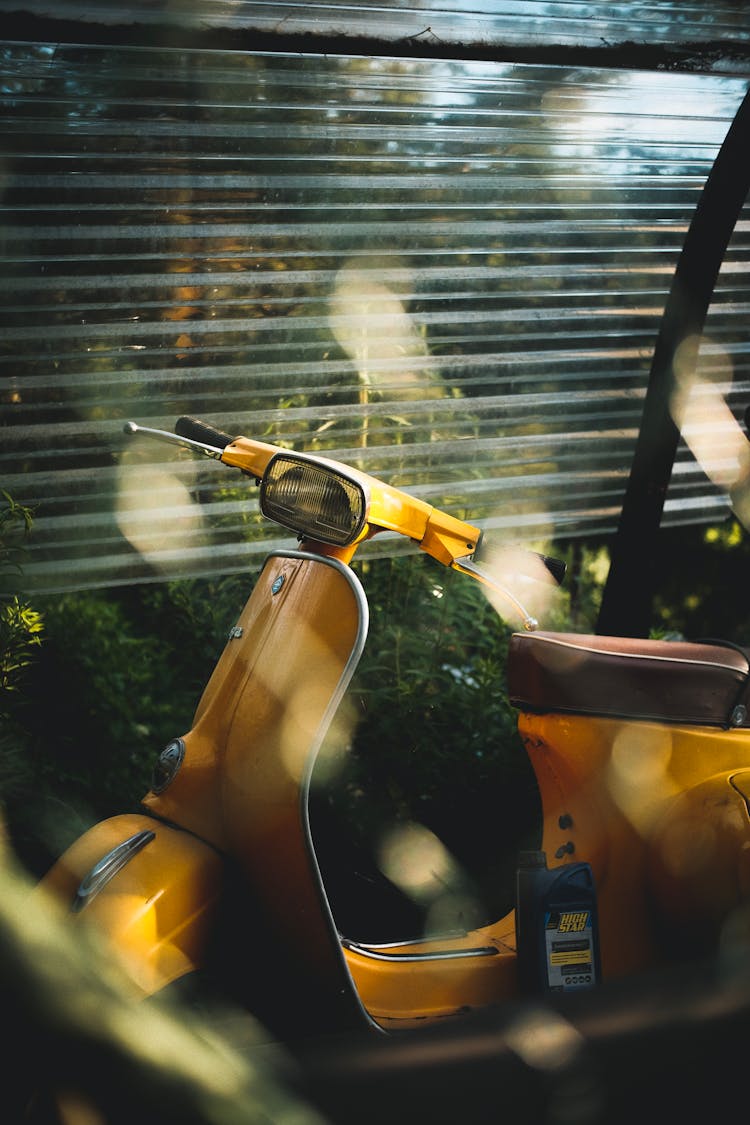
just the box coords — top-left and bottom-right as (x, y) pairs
(260, 453), (369, 546)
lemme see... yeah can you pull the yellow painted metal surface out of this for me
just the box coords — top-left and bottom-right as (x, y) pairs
(37, 515), (750, 1028)
(518, 711), (750, 976)
(647, 768), (750, 953)
(143, 553), (362, 855)
(344, 711), (750, 1024)
(220, 439), (481, 567)
(38, 812), (222, 996)
(147, 552), (373, 1025)
(344, 916), (519, 1030)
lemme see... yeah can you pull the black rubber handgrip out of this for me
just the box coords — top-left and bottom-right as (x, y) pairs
(175, 415), (236, 450)
(533, 552), (566, 585)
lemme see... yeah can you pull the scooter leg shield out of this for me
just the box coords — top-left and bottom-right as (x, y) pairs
(36, 811), (223, 997)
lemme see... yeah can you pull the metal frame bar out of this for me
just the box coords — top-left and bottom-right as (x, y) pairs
(597, 84), (750, 638)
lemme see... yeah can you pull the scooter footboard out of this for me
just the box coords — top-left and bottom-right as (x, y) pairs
(37, 812), (223, 997)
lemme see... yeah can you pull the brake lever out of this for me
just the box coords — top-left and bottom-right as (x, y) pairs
(123, 421), (225, 460)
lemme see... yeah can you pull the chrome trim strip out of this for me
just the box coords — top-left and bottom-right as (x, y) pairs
(265, 549), (369, 799)
(341, 937), (498, 963)
(264, 549), (381, 1034)
(72, 829), (156, 913)
(349, 930), (468, 950)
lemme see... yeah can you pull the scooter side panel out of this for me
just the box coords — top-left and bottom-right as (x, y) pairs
(146, 551), (377, 1035)
(142, 559), (283, 849)
(217, 553), (377, 1033)
(647, 766), (750, 956)
(518, 710), (750, 977)
(37, 812), (223, 997)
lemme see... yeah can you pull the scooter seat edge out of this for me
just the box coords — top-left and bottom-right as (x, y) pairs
(508, 631), (750, 728)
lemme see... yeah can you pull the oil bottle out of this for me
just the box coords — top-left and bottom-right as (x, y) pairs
(515, 849), (601, 995)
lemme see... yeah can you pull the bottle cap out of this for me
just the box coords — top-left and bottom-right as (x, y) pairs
(518, 850), (546, 867)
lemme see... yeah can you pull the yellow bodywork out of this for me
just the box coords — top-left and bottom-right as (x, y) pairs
(342, 919), (519, 1030)
(343, 713), (750, 1024)
(38, 550), (525, 1028)
(38, 812), (222, 996)
(35, 431), (750, 1031)
(518, 711), (750, 975)
(38, 546), (750, 1030)
(222, 435), (481, 569)
(143, 552), (371, 1011)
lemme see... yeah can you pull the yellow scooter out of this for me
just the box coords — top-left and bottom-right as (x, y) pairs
(38, 414), (750, 1053)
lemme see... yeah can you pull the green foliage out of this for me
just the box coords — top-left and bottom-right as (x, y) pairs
(0, 493), (45, 847)
(344, 555), (522, 811)
(7, 593), (165, 870)
(15, 591), (199, 868)
(0, 596), (43, 703)
(137, 573), (252, 687)
(0, 492), (43, 707)
(311, 553), (543, 938)
(652, 519), (750, 643)
(0, 490), (34, 576)
(6, 573), (250, 876)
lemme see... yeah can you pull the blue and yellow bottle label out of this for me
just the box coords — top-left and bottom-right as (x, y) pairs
(544, 908), (597, 990)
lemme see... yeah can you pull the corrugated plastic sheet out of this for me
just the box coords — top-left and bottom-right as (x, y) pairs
(1, 42), (749, 590)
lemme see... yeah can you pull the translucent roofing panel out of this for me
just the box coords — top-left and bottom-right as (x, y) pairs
(1, 43), (748, 592)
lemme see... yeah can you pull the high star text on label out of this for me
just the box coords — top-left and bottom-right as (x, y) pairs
(557, 911), (589, 933)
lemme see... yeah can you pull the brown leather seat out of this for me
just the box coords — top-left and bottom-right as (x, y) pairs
(508, 632), (750, 728)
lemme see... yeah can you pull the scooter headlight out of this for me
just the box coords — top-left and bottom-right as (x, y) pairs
(260, 453), (369, 546)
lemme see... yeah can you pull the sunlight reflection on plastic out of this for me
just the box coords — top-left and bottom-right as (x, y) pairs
(478, 540), (563, 628)
(328, 259), (427, 391)
(326, 258), (445, 447)
(670, 334), (750, 528)
(114, 457), (207, 572)
(505, 1007), (585, 1072)
(308, 693), (359, 788)
(607, 724), (676, 835)
(279, 680), (334, 781)
(423, 889), (482, 937)
(277, 632), (352, 784)
(377, 821), (458, 902)
(654, 813), (718, 882)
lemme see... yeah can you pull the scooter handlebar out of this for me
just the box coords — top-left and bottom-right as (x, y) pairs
(124, 416), (565, 628)
(175, 415), (236, 450)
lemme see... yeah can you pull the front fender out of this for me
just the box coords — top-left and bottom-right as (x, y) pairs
(37, 812), (223, 997)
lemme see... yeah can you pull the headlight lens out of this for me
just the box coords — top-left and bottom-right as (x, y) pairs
(260, 453), (368, 546)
